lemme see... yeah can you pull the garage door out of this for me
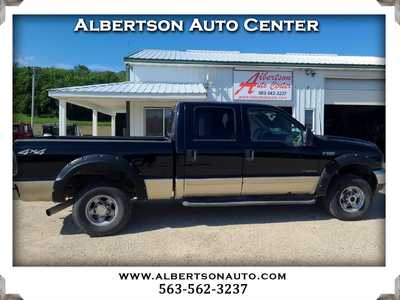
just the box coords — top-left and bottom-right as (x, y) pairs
(324, 105), (385, 153)
(325, 79), (385, 105)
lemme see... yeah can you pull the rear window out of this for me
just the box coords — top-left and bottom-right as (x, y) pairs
(193, 107), (236, 140)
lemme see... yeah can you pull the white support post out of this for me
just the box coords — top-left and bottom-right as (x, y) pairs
(111, 114), (116, 137)
(92, 109), (98, 136)
(58, 100), (67, 136)
(128, 101), (137, 136)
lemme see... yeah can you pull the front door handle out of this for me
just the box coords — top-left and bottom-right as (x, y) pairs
(245, 149), (255, 161)
(186, 149), (197, 162)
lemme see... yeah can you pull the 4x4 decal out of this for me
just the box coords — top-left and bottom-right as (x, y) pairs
(18, 148), (46, 155)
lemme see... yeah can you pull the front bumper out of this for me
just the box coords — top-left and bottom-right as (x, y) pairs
(373, 168), (385, 192)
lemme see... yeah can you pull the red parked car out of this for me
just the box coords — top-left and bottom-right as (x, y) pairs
(13, 123), (33, 140)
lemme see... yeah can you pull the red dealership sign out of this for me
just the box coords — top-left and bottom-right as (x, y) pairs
(233, 71), (292, 101)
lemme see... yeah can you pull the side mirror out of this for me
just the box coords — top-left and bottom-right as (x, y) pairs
(305, 127), (314, 146)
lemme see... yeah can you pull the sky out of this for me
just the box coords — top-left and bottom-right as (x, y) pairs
(13, 15), (385, 72)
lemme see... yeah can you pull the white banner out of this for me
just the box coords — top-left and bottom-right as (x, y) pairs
(233, 71), (293, 101)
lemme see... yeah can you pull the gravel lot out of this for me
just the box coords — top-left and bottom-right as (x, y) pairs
(13, 193), (385, 266)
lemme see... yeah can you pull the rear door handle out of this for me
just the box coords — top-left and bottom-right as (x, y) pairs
(245, 149), (255, 161)
(186, 149), (197, 162)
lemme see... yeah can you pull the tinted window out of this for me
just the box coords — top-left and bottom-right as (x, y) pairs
(305, 109), (314, 131)
(247, 108), (304, 146)
(193, 107), (236, 140)
(145, 108), (174, 137)
(164, 108), (174, 136)
(145, 108), (163, 136)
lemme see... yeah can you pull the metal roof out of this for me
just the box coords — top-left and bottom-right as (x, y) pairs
(125, 49), (385, 68)
(48, 81), (207, 98)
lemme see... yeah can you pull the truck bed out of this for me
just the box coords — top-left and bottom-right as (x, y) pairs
(14, 136), (174, 182)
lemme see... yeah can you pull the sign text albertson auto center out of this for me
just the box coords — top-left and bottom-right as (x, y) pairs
(234, 71), (292, 101)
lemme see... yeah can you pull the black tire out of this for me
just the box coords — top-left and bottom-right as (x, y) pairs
(72, 186), (132, 237)
(324, 174), (373, 221)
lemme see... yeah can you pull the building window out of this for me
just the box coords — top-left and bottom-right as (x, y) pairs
(304, 109), (314, 131)
(144, 107), (174, 137)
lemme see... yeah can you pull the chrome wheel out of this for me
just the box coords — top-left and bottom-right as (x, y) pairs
(85, 195), (119, 226)
(339, 186), (365, 213)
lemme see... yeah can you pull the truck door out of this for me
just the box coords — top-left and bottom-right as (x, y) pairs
(242, 106), (321, 196)
(183, 103), (244, 198)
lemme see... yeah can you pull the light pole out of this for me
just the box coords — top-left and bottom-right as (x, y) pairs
(30, 67), (36, 129)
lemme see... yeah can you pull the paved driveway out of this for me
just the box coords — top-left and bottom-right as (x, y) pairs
(13, 193), (385, 266)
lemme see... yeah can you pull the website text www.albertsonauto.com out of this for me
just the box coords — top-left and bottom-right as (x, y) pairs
(119, 272), (286, 295)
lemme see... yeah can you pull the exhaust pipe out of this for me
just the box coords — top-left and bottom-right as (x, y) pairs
(46, 200), (74, 216)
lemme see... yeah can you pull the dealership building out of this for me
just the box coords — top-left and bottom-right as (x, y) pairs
(49, 49), (385, 150)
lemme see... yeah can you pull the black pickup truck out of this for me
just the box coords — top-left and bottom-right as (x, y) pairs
(13, 102), (385, 237)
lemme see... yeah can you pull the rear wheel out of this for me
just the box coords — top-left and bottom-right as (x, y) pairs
(72, 186), (132, 237)
(324, 175), (373, 221)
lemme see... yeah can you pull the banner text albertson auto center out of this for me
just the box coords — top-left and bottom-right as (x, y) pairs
(74, 18), (319, 33)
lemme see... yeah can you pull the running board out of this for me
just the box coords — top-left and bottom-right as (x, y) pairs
(182, 199), (316, 207)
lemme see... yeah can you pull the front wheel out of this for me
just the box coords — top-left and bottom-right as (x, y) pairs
(324, 175), (373, 221)
(72, 186), (132, 237)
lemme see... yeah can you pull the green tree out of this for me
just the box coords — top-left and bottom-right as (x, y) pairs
(13, 64), (126, 121)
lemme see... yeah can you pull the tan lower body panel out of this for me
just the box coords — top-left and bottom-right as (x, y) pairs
(175, 176), (319, 199)
(175, 179), (184, 199)
(144, 179), (173, 200)
(14, 181), (53, 201)
(242, 176), (319, 195)
(184, 178), (242, 198)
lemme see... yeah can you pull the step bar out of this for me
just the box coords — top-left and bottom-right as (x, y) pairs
(182, 199), (316, 207)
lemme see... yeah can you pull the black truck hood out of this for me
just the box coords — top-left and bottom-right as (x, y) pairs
(315, 135), (383, 156)
(317, 135), (378, 148)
